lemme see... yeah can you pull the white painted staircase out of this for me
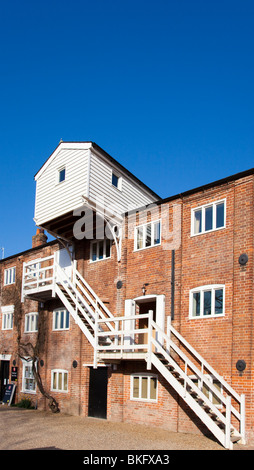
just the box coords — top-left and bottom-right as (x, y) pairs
(22, 255), (246, 449)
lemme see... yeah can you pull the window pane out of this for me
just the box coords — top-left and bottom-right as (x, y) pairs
(141, 377), (148, 399)
(212, 381), (221, 405)
(133, 377), (139, 398)
(58, 372), (62, 390)
(60, 311), (64, 329)
(154, 222), (160, 245)
(202, 382), (210, 399)
(55, 311), (59, 329)
(205, 206), (213, 231)
(204, 291), (211, 315)
(194, 209), (202, 234)
(65, 311), (70, 329)
(59, 168), (65, 182)
(216, 202), (224, 228)
(137, 227), (143, 249)
(112, 173), (118, 188)
(53, 372), (57, 390)
(215, 289), (223, 314)
(150, 378), (157, 399)
(63, 373), (68, 391)
(92, 243), (97, 261)
(105, 239), (111, 258)
(145, 224), (151, 247)
(192, 292), (200, 317)
(99, 241), (104, 259)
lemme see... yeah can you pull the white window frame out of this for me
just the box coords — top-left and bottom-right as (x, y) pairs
(22, 359), (37, 394)
(57, 166), (66, 184)
(134, 220), (161, 251)
(53, 308), (70, 331)
(111, 171), (122, 191)
(130, 373), (158, 402)
(90, 239), (111, 262)
(189, 284), (225, 319)
(191, 199), (226, 236)
(2, 305), (14, 330)
(4, 266), (16, 285)
(24, 312), (38, 333)
(51, 369), (68, 392)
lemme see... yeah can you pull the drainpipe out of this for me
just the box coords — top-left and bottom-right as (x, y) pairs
(171, 250), (175, 321)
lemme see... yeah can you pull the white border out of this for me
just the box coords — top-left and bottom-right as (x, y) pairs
(130, 373), (158, 402)
(51, 369), (68, 393)
(191, 199), (226, 236)
(189, 284), (225, 319)
(134, 219), (161, 252)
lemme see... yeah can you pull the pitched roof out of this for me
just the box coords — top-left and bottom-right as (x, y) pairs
(34, 141), (161, 200)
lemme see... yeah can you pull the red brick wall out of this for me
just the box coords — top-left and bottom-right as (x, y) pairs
(1, 173), (254, 443)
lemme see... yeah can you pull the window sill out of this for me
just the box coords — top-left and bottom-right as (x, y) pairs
(134, 242), (161, 253)
(130, 398), (157, 403)
(52, 328), (70, 332)
(89, 257), (111, 264)
(189, 313), (225, 320)
(190, 226), (226, 237)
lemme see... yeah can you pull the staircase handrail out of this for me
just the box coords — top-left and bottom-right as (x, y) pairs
(150, 332), (228, 426)
(168, 323), (242, 404)
(151, 320), (241, 420)
(74, 263), (116, 324)
(55, 263), (97, 332)
(150, 319), (244, 439)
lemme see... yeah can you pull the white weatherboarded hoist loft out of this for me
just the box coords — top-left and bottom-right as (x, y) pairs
(34, 141), (160, 247)
(21, 142), (246, 449)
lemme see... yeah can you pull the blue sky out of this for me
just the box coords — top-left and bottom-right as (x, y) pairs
(1, 0), (254, 257)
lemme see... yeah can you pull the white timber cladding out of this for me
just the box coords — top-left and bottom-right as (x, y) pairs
(34, 146), (89, 225)
(89, 148), (158, 214)
(34, 142), (159, 227)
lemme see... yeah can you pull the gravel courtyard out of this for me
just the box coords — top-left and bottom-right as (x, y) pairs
(0, 406), (234, 451)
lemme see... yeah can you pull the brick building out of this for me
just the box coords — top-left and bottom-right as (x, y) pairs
(0, 141), (253, 448)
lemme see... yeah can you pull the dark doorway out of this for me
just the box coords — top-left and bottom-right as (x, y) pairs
(88, 367), (108, 419)
(0, 361), (10, 401)
(137, 300), (156, 348)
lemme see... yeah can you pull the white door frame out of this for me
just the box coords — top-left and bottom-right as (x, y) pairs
(124, 294), (165, 350)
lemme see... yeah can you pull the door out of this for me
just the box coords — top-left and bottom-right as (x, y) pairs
(138, 301), (156, 350)
(57, 247), (73, 279)
(133, 295), (165, 352)
(88, 368), (108, 419)
(0, 361), (10, 400)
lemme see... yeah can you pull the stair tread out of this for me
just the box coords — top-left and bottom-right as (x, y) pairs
(230, 434), (242, 443)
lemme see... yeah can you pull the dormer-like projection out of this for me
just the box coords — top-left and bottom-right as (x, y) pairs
(34, 142), (160, 256)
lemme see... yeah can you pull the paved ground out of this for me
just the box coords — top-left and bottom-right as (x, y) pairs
(0, 406), (250, 452)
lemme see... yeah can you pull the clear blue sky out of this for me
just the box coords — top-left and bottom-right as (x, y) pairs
(1, 0), (254, 257)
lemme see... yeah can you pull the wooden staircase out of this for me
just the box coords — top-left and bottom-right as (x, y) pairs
(22, 255), (246, 449)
